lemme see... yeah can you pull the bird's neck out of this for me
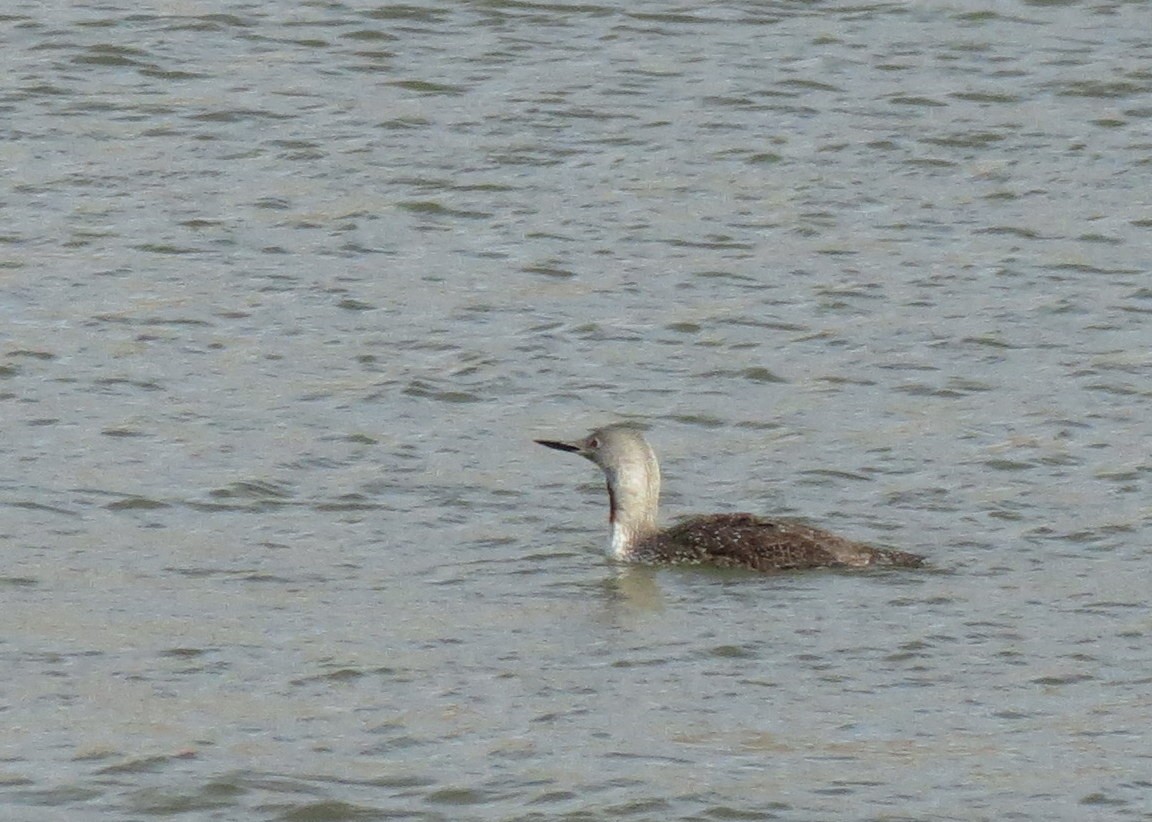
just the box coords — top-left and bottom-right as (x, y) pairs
(605, 457), (660, 560)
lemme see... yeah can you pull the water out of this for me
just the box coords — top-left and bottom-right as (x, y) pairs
(3, 0), (1151, 819)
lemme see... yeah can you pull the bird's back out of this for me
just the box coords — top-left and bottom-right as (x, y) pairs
(634, 513), (923, 571)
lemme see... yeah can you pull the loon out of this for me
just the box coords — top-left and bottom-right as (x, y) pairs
(535, 424), (924, 571)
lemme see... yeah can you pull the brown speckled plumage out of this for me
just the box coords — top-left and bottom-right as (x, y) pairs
(633, 513), (923, 570)
(536, 425), (924, 571)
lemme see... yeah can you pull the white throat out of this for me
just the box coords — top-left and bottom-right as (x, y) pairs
(609, 520), (635, 561)
(602, 449), (660, 561)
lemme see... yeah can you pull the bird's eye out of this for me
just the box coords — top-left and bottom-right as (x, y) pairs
(588, 437), (600, 449)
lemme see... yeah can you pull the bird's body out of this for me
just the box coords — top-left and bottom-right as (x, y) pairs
(535, 424), (924, 572)
(625, 513), (922, 570)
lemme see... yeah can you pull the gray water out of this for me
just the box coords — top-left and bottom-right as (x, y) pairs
(3, 1), (1151, 819)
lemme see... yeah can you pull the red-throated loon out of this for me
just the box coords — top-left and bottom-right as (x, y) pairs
(535, 424), (924, 571)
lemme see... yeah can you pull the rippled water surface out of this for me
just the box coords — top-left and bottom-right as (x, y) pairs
(3, 1), (1151, 819)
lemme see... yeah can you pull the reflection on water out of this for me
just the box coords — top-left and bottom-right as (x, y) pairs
(601, 565), (666, 614)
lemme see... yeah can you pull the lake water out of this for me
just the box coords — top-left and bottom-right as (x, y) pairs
(3, 1), (1151, 819)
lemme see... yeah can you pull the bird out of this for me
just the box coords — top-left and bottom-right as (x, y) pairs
(534, 424), (924, 572)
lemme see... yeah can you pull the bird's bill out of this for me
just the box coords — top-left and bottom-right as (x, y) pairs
(534, 439), (582, 454)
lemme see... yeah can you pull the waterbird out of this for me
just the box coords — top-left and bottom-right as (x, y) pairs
(535, 424), (924, 571)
